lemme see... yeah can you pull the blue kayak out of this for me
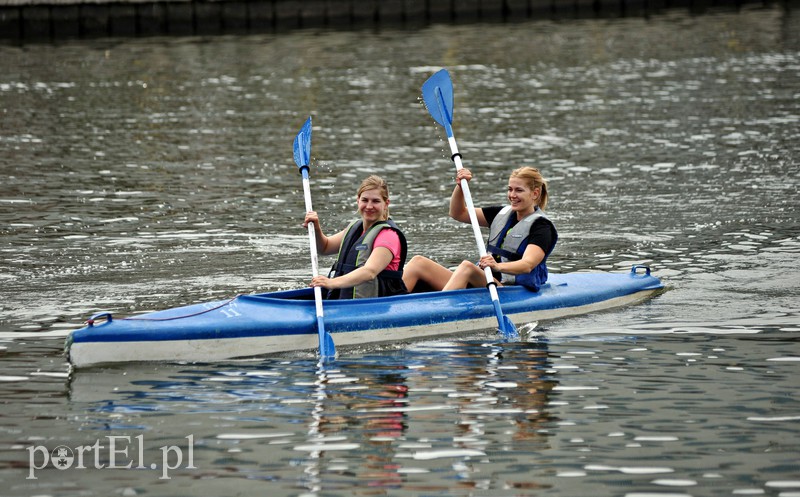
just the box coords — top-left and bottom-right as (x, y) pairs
(65, 265), (663, 368)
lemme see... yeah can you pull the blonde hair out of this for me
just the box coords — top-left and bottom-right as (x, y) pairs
(510, 167), (549, 210)
(357, 175), (391, 220)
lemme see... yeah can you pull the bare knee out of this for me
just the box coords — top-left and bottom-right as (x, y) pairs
(455, 260), (475, 272)
(407, 255), (430, 274)
(404, 255), (430, 291)
(409, 255), (429, 266)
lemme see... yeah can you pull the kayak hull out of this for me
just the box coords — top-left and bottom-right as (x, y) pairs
(66, 266), (664, 368)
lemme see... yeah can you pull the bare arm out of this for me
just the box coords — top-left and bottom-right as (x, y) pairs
(448, 168), (488, 227)
(478, 244), (545, 275)
(310, 247), (394, 290)
(303, 211), (345, 256)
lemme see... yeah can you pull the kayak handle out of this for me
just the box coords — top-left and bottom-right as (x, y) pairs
(86, 312), (113, 326)
(630, 265), (651, 276)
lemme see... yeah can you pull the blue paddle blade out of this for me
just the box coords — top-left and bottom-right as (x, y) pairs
(492, 299), (519, 341)
(501, 315), (519, 341)
(317, 317), (336, 359)
(421, 69), (454, 127)
(293, 116), (312, 168)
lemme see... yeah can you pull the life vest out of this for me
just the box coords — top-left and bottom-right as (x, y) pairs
(486, 206), (558, 292)
(327, 219), (408, 299)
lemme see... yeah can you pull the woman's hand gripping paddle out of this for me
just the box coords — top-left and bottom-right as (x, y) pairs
(421, 69), (519, 341)
(293, 116), (336, 360)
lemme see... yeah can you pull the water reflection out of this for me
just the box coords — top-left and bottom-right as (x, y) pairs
(299, 364), (410, 493)
(61, 340), (557, 493)
(4, 328), (797, 494)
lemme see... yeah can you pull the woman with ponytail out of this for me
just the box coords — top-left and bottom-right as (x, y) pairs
(402, 167), (557, 293)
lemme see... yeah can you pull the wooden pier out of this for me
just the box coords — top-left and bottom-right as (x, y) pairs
(0, 0), (784, 42)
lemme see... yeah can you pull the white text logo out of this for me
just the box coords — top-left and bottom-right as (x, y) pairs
(26, 434), (196, 480)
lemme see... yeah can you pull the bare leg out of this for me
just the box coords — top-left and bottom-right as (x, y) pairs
(443, 260), (483, 291)
(403, 255), (454, 292)
(443, 260), (502, 291)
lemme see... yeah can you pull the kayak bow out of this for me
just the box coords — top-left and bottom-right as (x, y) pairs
(66, 266), (663, 368)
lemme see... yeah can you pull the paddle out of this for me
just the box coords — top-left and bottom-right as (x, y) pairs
(421, 69), (519, 341)
(293, 116), (336, 360)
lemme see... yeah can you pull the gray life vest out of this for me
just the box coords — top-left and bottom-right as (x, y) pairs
(486, 206), (557, 291)
(328, 219), (408, 299)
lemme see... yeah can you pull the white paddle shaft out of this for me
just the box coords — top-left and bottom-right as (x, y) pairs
(447, 136), (501, 301)
(302, 175), (325, 318)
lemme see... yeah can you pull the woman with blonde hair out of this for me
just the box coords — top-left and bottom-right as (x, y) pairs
(304, 175), (408, 299)
(402, 166), (557, 293)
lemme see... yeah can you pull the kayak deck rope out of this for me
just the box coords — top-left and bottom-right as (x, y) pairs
(86, 294), (243, 326)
